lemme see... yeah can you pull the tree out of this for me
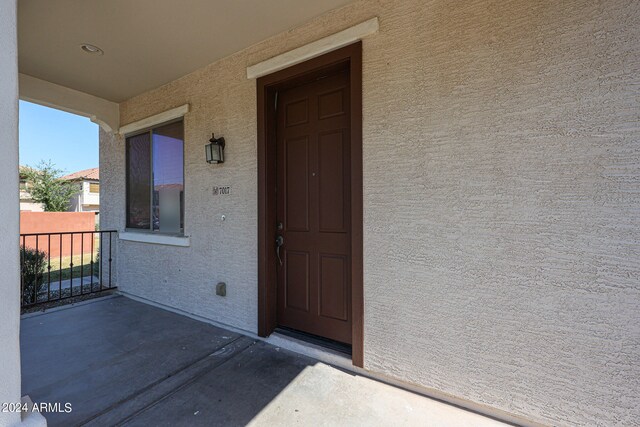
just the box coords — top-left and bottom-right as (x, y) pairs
(21, 161), (79, 212)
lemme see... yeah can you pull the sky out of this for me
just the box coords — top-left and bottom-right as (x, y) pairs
(19, 100), (98, 174)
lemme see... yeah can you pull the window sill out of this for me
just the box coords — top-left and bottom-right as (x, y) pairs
(119, 232), (190, 247)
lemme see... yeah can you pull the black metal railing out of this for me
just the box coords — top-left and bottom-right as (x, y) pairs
(20, 230), (117, 309)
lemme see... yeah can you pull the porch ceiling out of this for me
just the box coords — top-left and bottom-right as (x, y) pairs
(18, 0), (354, 103)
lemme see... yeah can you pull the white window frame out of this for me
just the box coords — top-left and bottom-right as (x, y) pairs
(123, 114), (187, 246)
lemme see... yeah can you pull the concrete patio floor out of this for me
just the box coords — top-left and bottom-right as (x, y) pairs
(21, 296), (510, 426)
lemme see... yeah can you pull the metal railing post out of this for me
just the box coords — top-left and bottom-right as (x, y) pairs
(47, 235), (51, 302)
(19, 230), (117, 309)
(108, 232), (113, 288)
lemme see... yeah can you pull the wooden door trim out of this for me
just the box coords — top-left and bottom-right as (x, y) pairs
(257, 42), (364, 367)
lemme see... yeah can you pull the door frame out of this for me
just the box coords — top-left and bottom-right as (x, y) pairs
(257, 42), (363, 367)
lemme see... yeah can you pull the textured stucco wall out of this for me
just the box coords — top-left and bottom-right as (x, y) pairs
(0, 1), (22, 426)
(101, 0), (640, 425)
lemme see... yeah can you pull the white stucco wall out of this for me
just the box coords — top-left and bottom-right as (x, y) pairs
(67, 181), (100, 213)
(19, 73), (119, 132)
(18, 201), (44, 213)
(81, 181), (100, 208)
(101, 0), (640, 425)
(0, 1), (23, 426)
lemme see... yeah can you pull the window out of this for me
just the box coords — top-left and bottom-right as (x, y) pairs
(89, 183), (100, 193)
(126, 120), (184, 234)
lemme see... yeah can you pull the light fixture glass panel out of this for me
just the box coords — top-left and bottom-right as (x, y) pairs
(206, 144), (214, 163)
(211, 144), (222, 163)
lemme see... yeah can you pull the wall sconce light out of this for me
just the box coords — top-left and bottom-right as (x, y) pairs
(206, 133), (225, 164)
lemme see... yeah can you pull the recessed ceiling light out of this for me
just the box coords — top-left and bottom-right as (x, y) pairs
(80, 43), (103, 55)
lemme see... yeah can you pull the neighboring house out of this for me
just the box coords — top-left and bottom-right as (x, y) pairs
(18, 166), (44, 212)
(61, 167), (100, 213)
(2, 2), (639, 427)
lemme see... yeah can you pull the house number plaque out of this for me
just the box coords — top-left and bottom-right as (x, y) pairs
(213, 186), (231, 196)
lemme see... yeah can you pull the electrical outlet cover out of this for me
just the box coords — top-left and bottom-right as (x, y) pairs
(216, 282), (226, 297)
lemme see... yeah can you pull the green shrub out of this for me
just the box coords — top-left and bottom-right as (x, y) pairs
(21, 246), (47, 305)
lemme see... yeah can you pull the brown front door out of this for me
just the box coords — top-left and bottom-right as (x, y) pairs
(275, 68), (352, 344)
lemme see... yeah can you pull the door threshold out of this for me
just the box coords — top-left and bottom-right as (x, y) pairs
(264, 330), (354, 370)
(276, 327), (352, 355)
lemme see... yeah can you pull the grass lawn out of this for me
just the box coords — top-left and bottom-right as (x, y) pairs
(45, 252), (100, 283)
(21, 247), (113, 309)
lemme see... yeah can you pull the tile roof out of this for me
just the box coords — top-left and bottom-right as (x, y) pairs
(61, 167), (99, 181)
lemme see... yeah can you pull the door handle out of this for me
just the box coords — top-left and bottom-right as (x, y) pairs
(275, 235), (284, 266)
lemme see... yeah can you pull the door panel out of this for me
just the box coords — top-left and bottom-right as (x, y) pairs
(319, 254), (349, 321)
(285, 136), (310, 231)
(318, 88), (345, 119)
(285, 251), (310, 312)
(276, 68), (352, 344)
(285, 98), (309, 127)
(318, 130), (347, 232)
